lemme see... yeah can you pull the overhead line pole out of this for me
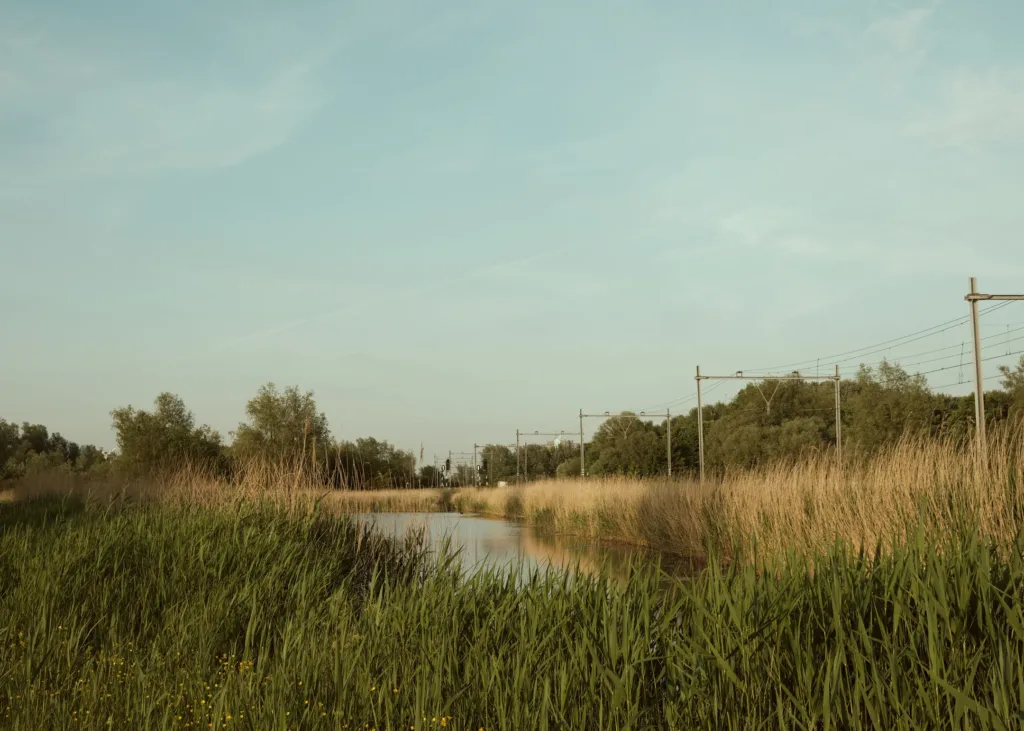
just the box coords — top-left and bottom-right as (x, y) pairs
(580, 410), (585, 477)
(514, 430), (577, 484)
(448, 451), (476, 485)
(696, 366), (705, 484)
(835, 364), (842, 464)
(579, 411), (674, 477)
(965, 277), (1024, 458)
(515, 430), (520, 484)
(695, 370), (842, 482)
(667, 409), (672, 477)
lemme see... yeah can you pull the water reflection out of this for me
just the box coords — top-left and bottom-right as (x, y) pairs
(355, 512), (699, 583)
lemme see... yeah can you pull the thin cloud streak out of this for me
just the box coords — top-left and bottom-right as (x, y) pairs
(863, 7), (933, 52)
(208, 246), (574, 353)
(0, 10), (348, 189)
(908, 68), (1024, 147)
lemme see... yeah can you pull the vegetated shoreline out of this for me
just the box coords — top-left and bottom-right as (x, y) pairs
(2, 487), (1023, 728)
(7, 429), (1024, 565)
(326, 431), (1024, 564)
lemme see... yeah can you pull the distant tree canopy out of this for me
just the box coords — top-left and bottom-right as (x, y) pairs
(5, 356), (1024, 489)
(1, 419), (109, 481)
(110, 393), (225, 476)
(231, 383), (330, 465)
(330, 437), (417, 490)
(470, 357), (1024, 483)
(998, 356), (1024, 422)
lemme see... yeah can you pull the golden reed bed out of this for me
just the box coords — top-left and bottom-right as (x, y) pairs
(327, 431), (1024, 560)
(7, 429), (1023, 561)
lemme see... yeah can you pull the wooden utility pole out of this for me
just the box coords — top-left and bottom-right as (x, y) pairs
(964, 277), (1024, 457)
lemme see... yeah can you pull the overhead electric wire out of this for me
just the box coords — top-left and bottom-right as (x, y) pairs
(929, 372), (1015, 392)
(741, 301), (1014, 375)
(628, 300), (1021, 415)
(913, 348), (1024, 378)
(849, 323), (1024, 369)
(854, 328), (1024, 372)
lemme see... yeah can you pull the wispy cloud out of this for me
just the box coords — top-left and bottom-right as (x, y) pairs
(717, 206), (870, 263)
(208, 246), (574, 353)
(864, 7), (934, 52)
(789, 3), (936, 91)
(909, 68), (1024, 147)
(711, 204), (996, 277)
(0, 8), (345, 190)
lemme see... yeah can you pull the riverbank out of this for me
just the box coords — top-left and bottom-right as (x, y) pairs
(2, 493), (1021, 728)
(9, 431), (1022, 566)
(328, 433), (1024, 563)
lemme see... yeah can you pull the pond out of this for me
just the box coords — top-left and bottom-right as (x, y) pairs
(354, 512), (700, 582)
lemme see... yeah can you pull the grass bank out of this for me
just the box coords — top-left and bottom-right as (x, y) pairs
(2, 493), (1023, 728)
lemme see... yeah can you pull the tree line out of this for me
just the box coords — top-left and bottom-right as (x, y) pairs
(1, 383), (418, 490)
(475, 358), (1024, 483)
(3, 358), (1023, 488)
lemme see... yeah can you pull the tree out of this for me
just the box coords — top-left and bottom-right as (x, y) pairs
(1, 418), (108, 481)
(844, 360), (936, 453)
(232, 383), (330, 465)
(0, 419), (20, 477)
(998, 356), (1024, 424)
(111, 393), (225, 475)
(419, 464), (442, 488)
(479, 445), (516, 483)
(18, 423), (50, 456)
(555, 456), (581, 478)
(587, 413), (665, 477)
(331, 436), (416, 489)
(75, 445), (109, 472)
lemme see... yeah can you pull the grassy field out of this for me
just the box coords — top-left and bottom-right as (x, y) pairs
(1, 490), (1023, 729)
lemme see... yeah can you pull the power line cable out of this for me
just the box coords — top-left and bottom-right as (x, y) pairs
(631, 301), (1020, 415)
(742, 301), (1014, 375)
(915, 348), (1024, 378)
(929, 372), (1013, 392)
(849, 323), (1024, 370)
(856, 329), (1024, 372)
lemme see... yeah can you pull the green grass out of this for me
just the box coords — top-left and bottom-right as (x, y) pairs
(1, 494), (1023, 729)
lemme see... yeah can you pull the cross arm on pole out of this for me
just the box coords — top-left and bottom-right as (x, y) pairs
(580, 411), (671, 418)
(517, 430), (579, 437)
(692, 365), (843, 482)
(695, 374), (840, 381)
(965, 294), (1024, 301)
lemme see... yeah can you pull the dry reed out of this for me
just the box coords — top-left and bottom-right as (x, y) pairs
(452, 430), (1024, 560)
(7, 428), (1022, 562)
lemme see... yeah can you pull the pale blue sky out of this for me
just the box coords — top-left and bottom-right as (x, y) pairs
(2, 0), (1023, 456)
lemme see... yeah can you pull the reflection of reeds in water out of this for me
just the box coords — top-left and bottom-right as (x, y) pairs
(516, 528), (604, 578)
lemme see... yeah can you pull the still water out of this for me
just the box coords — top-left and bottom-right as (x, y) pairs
(355, 512), (698, 582)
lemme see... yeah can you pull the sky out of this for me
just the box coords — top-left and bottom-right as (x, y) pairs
(2, 0), (1024, 456)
